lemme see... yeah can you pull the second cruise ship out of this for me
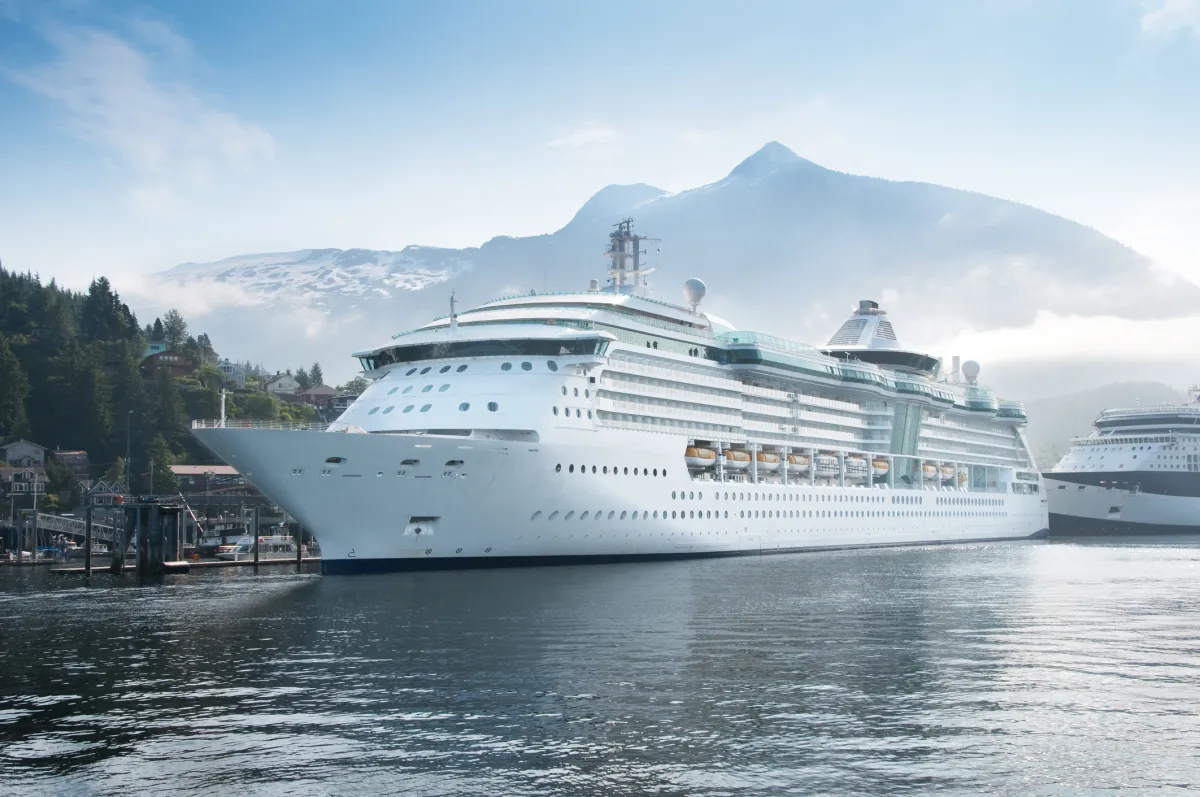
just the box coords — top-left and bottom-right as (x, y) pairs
(193, 220), (1048, 574)
(1045, 390), (1200, 534)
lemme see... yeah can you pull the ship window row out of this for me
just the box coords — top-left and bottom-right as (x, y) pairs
(362, 338), (606, 371)
(368, 401), (501, 416)
(562, 386), (591, 398)
(386, 383), (451, 396)
(602, 373), (742, 406)
(598, 412), (742, 438)
(528, 508), (1009, 521)
(554, 406), (593, 419)
(556, 464), (667, 477)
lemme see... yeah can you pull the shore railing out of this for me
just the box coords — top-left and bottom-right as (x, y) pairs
(191, 420), (329, 431)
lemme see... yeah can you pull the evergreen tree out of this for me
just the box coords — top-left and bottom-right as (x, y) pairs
(146, 434), (180, 494)
(310, 362), (324, 386)
(0, 333), (29, 439)
(338, 376), (369, 395)
(151, 317), (165, 341)
(242, 392), (279, 421)
(147, 368), (185, 447)
(162, 309), (188, 349)
(295, 366), (312, 390)
(103, 456), (126, 485)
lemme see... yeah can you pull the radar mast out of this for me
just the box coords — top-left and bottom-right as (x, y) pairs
(604, 218), (658, 296)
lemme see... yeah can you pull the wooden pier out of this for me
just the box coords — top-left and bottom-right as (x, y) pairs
(49, 556), (321, 575)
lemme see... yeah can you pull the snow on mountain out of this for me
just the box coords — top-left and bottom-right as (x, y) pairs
(136, 141), (1200, 389)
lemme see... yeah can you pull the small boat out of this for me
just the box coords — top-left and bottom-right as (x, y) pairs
(815, 454), (840, 477)
(871, 458), (889, 477)
(844, 456), (869, 478)
(755, 451), (782, 472)
(940, 464), (956, 483)
(787, 453), (811, 473)
(684, 446), (717, 469)
(722, 450), (751, 470)
(921, 462), (938, 481)
(215, 534), (303, 562)
(65, 541), (109, 560)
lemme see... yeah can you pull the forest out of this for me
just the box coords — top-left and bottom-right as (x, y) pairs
(0, 267), (359, 497)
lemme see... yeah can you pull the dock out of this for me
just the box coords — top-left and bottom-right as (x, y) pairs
(48, 557), (321, 575)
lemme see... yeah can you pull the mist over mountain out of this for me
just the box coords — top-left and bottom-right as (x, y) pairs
(136, 142), (1199, 387)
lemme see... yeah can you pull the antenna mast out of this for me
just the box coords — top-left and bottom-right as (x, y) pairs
(449, 291), (458, 332)
(604, 218), (658, 296)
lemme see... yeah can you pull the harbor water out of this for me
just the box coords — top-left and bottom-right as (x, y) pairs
(2, 538), (1199, 795)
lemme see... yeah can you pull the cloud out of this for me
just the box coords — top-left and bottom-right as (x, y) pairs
(548, 122), (617, 149)
(6, 19), (272, 208)
(1141, 0), (1200, 36)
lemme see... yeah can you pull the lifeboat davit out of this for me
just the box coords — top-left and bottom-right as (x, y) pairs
(684, 446), (717, 469)
(815, 454), (840, 477)
(871, 458), (889, 478)
(723, 450), (751, 470)
(756, 451), (782, 472)
(787, 453), (811, 473)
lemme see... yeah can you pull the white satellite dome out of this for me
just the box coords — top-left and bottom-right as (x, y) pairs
(683, 278), (706, 309)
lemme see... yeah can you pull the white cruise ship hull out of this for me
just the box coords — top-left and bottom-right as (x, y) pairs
(1045, 474), (1200, 535)
(195, 426), (1049, 575)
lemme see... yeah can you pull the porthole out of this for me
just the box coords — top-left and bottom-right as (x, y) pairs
(521, 362), (532, 371)
(422, 384), (433, 393)
(581, 511), (590, 520)
(689, 491), (694, 499)
(562, 386), (568, 395)
(387, 387), (398, 395)
(501, 362), (512, 371)
(420, 404), (431, 412)
(531, 511), (542, 520)
(553, 407), (559, 416)
(634, 468), (639, 476)
(456, 364), (468, 372)
(620, 511), (627, 520)
(565, 511), (574, 520)
(325, 456), (345, 464)
(555, 464), (562, 472)
(587, 410), (592, 419)
(569, 465), (575, 473)
(438, 384), (449, 392)
(608, 511), (615, 520)
(591, 465), (597, 473)
(439, 365), (451, 373)
(624, 467), (629, 475)
(672, 511), (677, 519)
(420, 366), (431, 374)
(382, 406), (394, 414)
(458, 402), (470, 411)
(573, 387), (579, 397)
(402, 386), (414, 394)
(576, 409), (581, 418)
(604, 466), (609, 474)
(368, 407), (380, 415)
(403, 405), (414, 413)
(584, 389), (590, 398)
(405, 368), (417, 376)
(547, 361), (559, 372)
(654, 469), (658, 476)
(488, 402), (498, 411)
(549, 511), (559, 520)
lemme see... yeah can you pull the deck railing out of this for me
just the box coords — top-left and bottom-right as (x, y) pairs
(191, 420), (329, 431)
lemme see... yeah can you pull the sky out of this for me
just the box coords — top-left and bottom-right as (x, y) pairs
(1, 0), (1199, 300)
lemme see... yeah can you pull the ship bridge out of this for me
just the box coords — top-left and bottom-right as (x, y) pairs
(821, 300), (941, 376)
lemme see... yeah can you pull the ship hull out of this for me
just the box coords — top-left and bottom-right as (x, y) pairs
(1045, 474), (1200, 536)
(194, 427), (1049, 575)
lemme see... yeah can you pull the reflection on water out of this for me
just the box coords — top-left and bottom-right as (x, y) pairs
(2, 539), (1199, 796)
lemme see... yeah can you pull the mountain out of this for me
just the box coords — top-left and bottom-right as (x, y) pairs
(1024, 381), (1188, 468)
(136, 142), (1200, 384)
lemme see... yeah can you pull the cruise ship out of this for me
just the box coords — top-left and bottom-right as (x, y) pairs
(192, 220), (1048, 574)
(1045, 390), (1200, 535)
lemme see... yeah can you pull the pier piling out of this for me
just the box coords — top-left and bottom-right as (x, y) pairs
(252, 506), (260, 568)
(84, 507), (93, 576)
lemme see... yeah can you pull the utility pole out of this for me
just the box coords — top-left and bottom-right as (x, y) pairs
(126, 410), (133, 494)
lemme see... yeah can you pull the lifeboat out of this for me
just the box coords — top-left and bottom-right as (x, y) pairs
(940, 464), (956, 483)
(787, 453), (811, 473)
(684, 446), (717, 469)
(871, 458), (889, 478)
(755, 451), (782, 472)
(723, 450), (751, 470)
(921, 461), (938, 481)
(815, 454), (840, 477)
(957, 468), (969, 486)
(844, 455), (868, 478)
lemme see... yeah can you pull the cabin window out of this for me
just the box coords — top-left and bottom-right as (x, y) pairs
(382, 406), (394, 414)
(456, 364), (468, 372)
(458, 402), (470, 411)
(488, 402), (498, 412)
(420, 404), (432, 412)
(368, 407), (380, 415)
(547, 361), (559, 372)
(403, 405), (414, 413)
(521, 362), (532, 371)
(501, 362), (512, 371)
(439, 384), (450, 392)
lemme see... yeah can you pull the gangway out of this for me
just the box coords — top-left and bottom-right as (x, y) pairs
(34, 513), (117, 543)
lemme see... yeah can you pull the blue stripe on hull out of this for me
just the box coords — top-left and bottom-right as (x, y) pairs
(321, 530), (1050, 575)
(1049, 513), (1200, 537)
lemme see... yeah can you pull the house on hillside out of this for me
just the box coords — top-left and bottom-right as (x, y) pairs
(265, 373), (300, 394)
(320, 394), (358, 419)
(51, 450), (91, 484)
(217, 359), (247, 388)
(144, 341), (168, 358)
(295, 385), (338, 406)
(142, 350), (192, 379)
(2, 440), (46, 468)
(169, 464), (248, 494)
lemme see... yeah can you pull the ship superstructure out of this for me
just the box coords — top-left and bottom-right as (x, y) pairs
(193, 220), (1048, 574)
(1045, 390), (1200, 534)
